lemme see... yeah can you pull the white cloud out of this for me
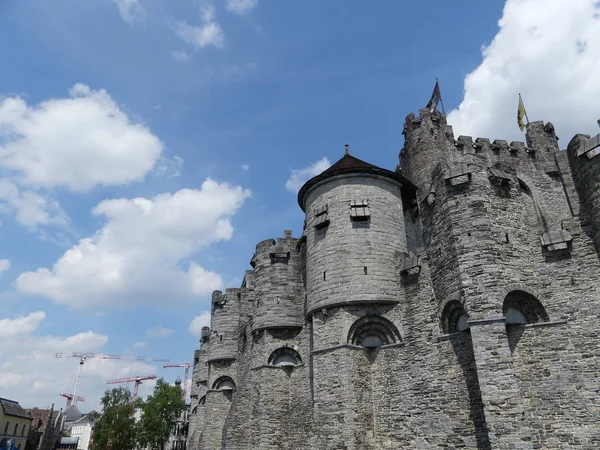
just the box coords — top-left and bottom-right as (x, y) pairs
(15, 179), (251, 309)
(0, 84), (163, 192)
(227, 0), (258, 14)
(146, 326), (174, 339)
(0, 311), (156, 409)
(0, 311), (45, 338)
(189, 311), (211, 335)
(132, 341), (147, 348)
(171, 50), (190, 62)
(240, 163), (250, 171)
(0, 180), (67, 230)
(114, 0), (144, 24)
(174, 20), (224, 49)
(447, 0), (600, 143)
(285, 157), (331, 192)
(173, 4), (224, 50)
(153, 155), (184, 178)
(0, 259), (10, 275)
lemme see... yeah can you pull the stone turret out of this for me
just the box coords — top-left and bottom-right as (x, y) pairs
(251, 232), (304, 331)
(399, 108), (455, 190)
(298, 149), (410, 315)
(207, 290), (239, 362)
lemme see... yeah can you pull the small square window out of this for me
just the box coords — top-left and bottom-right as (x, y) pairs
(313, 205), (329, 229)
(350, 200), (370, 221)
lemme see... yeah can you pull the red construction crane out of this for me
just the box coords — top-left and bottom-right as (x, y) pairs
(55, 352), (169, 406)
(59, 393), (85, 408)
(163, 363), (192, 400)
(106, 375), (158, 399)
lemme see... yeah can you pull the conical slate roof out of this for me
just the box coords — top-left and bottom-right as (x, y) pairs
(63, 405), (82, 422)
(297, 152), (402, 211)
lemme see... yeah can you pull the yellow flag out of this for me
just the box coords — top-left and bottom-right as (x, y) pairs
(517, 94), (527, 131)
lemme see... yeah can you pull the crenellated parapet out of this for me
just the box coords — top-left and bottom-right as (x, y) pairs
(252, 231), (304, 331)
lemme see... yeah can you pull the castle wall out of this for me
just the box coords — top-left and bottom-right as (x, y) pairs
(303, 174), (406, 315)
(226, 328), (312, 450)
(187, 113), (600, 450)
(309, 303), (485, 449)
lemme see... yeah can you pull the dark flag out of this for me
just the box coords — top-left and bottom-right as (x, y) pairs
(426, 80), (442, 113)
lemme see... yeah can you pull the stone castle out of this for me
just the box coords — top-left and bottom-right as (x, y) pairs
(186, 108), (600, 449)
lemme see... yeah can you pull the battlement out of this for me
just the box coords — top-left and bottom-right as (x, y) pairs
(403, 108), (453, 136)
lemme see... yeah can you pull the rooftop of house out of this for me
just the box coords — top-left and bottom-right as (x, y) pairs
(0, 398), (32, 420)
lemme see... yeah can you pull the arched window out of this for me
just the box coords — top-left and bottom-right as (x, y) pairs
(441, 300), (470, 333)
(212, 376), (236, 391)
(268, 347), (302, 367)
(503, 290), (549, 325)
(199, 395), (206, 406)
(347, 315), (401, 349)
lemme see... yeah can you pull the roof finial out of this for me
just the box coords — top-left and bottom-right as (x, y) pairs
(344, 143), (349, 155)
(597, 119), (600, 129)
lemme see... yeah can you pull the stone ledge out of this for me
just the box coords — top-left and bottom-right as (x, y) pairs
(252, 323), (304, 333)
(437, 320), (568, 340)
(250, 363), (305, 371)
(467, 317), (506, 326)
(306, 299), (399, 317)
(515, 320), (568, 329)
(437, 331), (466, 342)
(312, 342), (405, 355)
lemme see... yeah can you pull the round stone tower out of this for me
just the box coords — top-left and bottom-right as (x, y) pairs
(251, 233), (304, 331)
(298, 148), (409, 315)
(207, 289), (239, 362)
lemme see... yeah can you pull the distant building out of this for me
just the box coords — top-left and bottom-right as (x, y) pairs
(0, 398), (32, 450)
(66, 412), (97, 450)
(166, 404), (189, 450)
(56, 437), (78, 450)
(24, 407), (63, 450)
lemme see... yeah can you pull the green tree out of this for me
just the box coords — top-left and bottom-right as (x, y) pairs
(89, 387), (137, 450)
(136, 378), (186, 450)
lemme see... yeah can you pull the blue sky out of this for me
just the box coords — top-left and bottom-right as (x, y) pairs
(1, 0), (599, 409)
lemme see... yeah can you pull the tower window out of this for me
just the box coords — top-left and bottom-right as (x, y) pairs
(313, 204), (330, 229)
(268, 347), (302, 367)
(212, 376), (236, 390)
(441, 300), (470, 333)
(348, 315), (402, 349)
(350, 199), (370, 221)
(503, 290), (549, 325)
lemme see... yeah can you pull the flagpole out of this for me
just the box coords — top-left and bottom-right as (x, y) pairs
(437, 78), (446, 114)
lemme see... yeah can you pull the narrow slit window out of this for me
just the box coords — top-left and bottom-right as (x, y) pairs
(350, 199), (370, 221)
(323, 271), (326, 281)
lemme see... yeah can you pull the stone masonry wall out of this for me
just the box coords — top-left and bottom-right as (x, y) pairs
(187, 113), (600, 450)
(303, 174), (406, 314)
